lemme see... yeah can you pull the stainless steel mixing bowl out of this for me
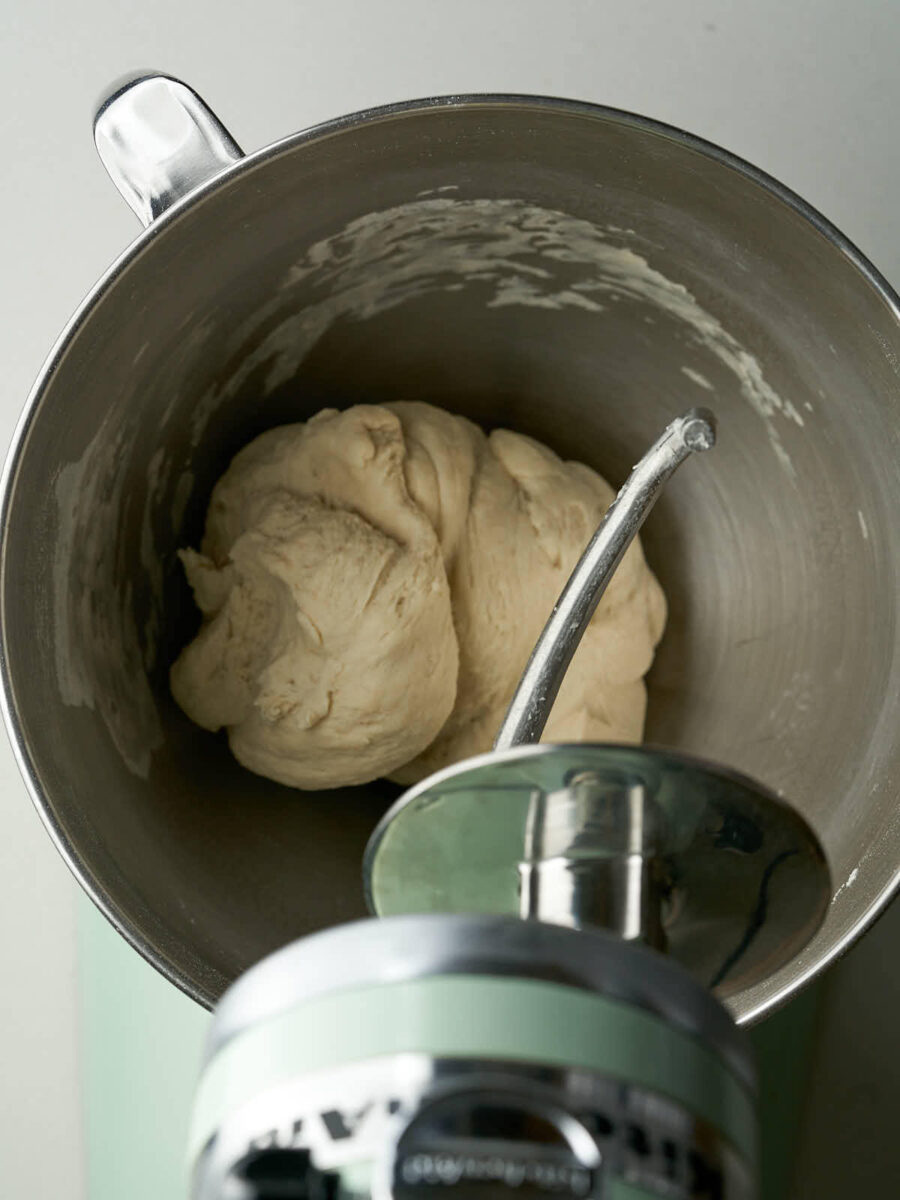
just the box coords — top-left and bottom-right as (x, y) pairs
(2, 75), (899, 1021)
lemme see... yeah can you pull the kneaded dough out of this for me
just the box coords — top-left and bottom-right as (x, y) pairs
(171, 402), (666, 789)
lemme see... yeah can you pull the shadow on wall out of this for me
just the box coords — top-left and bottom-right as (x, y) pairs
(789, 894), (900, 1198)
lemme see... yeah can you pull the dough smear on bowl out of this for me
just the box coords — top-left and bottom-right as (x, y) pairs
(171, 402), (667, 789)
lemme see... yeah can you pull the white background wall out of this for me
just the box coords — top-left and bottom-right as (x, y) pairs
(2, 2), (900, 1195)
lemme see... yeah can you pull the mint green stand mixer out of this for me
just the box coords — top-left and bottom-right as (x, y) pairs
(188, 412), (829, 1200)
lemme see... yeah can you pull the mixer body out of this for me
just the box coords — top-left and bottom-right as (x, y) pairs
(192, 916), (756, 1200)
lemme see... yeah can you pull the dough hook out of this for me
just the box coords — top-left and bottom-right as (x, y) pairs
(364, 409), (830, 1000)
(494, 407), (717, 751)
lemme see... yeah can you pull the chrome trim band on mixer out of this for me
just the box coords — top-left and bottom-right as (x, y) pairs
(206, 915), (754, 1091)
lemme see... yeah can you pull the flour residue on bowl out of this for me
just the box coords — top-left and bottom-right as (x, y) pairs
(832, 866), (860, 904)
(681, 366), (714, 391)
(185, 199), (801, 475)
(53, 410), (163, 779)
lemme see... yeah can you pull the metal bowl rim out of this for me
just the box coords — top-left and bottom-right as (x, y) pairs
(2, 92), (897, 1015)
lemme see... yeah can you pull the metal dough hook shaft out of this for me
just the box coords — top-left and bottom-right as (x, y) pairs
(493, 408), (717, 751)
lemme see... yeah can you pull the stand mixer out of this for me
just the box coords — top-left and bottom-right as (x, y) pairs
(10, 72), (900, 1200)
(188, 411), (829, 1200)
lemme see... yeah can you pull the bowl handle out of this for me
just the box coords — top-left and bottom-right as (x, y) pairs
(93, 72), (244, 228)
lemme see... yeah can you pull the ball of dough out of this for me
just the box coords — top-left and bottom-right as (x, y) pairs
(171, 402), (666, 790)
(170, 406), (458, 788)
